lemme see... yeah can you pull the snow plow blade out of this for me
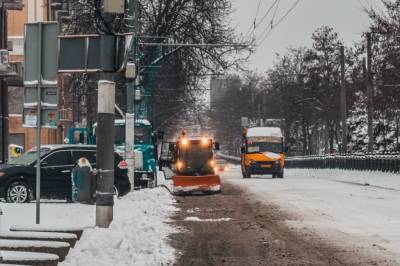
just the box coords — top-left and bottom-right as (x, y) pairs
(172, 175), (221, 194)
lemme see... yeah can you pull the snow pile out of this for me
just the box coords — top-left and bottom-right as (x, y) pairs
(61, 187), (178, 266)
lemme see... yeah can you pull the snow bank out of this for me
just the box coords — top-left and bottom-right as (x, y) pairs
(61, 188), (178, 266)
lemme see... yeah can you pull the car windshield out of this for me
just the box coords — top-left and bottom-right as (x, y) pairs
(247, 142), (282, 154)
(8, 148), (50, 165)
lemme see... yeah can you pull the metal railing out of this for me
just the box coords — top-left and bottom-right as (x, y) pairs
(286, 153), (400, 173)
(218, 152), (400, 174)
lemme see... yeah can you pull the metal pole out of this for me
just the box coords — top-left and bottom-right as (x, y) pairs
(366, 33), (373, 153)
(0, 6), (8, 164)
(125, 0), (138, 189)
(96, 80), (115, 228)
(36, 22), (43, 224)
(340, 45), (347, 153)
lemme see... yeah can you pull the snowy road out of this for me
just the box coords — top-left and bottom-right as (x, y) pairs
(222, 166), (400, 264)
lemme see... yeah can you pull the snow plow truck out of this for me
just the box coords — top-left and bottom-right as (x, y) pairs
(170, 130), (221, 194)
(241, 127), (287, 179)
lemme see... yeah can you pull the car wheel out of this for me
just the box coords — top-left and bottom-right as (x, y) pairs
(6, 181), (32, 203)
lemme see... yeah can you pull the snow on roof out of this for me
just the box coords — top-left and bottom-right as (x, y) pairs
(246, 127), (282, 138)
(0, 250), (59, 261)
(96, 119), (151, 126)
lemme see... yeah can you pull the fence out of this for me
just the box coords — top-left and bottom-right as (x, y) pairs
(286, 153), (400, 173)
(218, 152), (400, 173)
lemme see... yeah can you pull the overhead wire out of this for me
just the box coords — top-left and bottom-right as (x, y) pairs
(257, 0), (301, 47)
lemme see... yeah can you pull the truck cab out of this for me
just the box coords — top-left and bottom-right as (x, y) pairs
(132, 119), (157, 188)
(241, 127), (286, 179)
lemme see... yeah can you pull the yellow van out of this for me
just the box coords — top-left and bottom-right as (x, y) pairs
(241, 127), (286, 178)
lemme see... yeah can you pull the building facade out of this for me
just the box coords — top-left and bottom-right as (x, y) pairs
(7, 0), (58, 151)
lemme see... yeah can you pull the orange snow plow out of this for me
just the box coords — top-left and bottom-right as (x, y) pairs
(172, 175), (221, 193)
(169, 131), (221, 194)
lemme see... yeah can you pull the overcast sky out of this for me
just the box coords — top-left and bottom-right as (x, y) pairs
(231, 0), (384, 72)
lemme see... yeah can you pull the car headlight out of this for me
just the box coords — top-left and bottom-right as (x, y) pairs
(0, 172), (5, 177)
(142, 173), (148, 179)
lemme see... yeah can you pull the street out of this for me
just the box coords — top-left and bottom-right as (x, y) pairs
(170, 166), (400, 265)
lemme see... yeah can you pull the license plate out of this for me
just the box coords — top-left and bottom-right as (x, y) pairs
(261, 164), (271, 168)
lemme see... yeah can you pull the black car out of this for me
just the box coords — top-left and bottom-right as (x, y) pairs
(0, 145), (131, 203)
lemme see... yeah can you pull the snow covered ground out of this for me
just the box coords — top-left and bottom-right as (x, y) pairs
(222, 165), (400, 262)
(0, 201), (95, 232)
(0, 187), (178, 266)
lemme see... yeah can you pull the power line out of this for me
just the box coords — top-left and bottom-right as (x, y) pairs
(257, 0), (301, 47)
(243, 0), (279, 41)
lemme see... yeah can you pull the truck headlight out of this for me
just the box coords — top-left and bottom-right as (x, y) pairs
(0, 172), (5, 177)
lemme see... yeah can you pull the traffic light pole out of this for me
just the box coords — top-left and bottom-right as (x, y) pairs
(35, 22), (42, 224)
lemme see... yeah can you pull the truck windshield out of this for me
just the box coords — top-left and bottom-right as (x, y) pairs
(247, 142), (282, 154)
(111, 125), (150, 145)
(135, 127), (150, 144)
(179, 141), (212, 173)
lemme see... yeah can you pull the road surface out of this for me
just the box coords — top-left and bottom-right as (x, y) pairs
(170, 166), (400, 265)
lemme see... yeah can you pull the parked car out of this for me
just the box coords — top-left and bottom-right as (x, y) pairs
(214, 159), (229, 172)
(0, 145), (131, 203)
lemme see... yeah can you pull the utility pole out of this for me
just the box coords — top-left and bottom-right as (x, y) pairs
(340, 45), (347, 153)
(366, 33), (373, 153)
(0, 5), (8, 164)
(96, 80), (115, 228)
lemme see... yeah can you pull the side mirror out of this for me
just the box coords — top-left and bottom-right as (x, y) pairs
(214, 142), (220, 151)
(40, 161), (48, 167)
(157, 131), (164, 140)
(284, 146), (289, 153)
(168, 143), (175, 152)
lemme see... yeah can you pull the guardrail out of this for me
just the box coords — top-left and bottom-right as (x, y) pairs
(286, 153), (400, 173)
(218, 152), (400, 173)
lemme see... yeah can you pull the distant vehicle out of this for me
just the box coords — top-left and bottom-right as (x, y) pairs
(241, 127), (287, 179)
(214, 159), (229, 172)
(0, 145), (131, 203)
